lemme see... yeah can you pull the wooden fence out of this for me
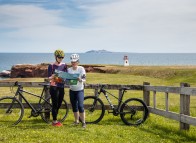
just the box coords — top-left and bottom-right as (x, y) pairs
(0, 81), (195, 131)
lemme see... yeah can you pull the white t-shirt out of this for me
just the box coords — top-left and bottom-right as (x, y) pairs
(67, 66), (86, 91)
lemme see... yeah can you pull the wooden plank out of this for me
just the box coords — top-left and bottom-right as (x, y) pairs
(144, 85), (180, 93)
(1, 82), (196, 95)
(180, 114), (196, 126)
(0, 82), (46, 87)
(0, 82), (144, 90)
(85, 84), (143, 90)
(5, 82), (140, 90)
(144, 85), (196, 95)
(180, 87), (196, 96)
(149, 107), (180, 121)
(0, 103), (71, 109)
(149, 107), (196, 126)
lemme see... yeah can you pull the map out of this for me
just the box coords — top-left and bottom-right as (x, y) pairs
(55, 69), (79, 85)
(55, 69), (79, 80)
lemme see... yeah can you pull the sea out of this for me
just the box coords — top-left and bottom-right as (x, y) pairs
(0, 52), (196, 74)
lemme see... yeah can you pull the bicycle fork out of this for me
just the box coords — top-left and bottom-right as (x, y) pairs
(5, 98), (17, 114)
(6, 88), (21, 114)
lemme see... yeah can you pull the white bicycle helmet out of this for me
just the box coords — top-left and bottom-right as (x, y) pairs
(70, 53), (79, 62)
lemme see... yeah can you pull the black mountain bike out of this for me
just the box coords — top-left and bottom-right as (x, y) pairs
(84, 85), (149, 126)
(0, 81), (69, 126)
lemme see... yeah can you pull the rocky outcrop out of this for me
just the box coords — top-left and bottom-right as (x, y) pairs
(10, 63), (105, 78)
(0, 70), (11, 77)
(10, 63), (48, 78)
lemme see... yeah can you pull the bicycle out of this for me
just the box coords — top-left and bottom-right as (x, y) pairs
(0, 81), (69, 126)
(84, 85), (149, 126)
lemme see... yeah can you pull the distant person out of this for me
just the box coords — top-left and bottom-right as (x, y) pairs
(48, 49), (67, 127)
(68, 54), (86, 128)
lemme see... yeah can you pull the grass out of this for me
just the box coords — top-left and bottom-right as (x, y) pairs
(0, 65), (196, 143)
(0, 112), (195, 143)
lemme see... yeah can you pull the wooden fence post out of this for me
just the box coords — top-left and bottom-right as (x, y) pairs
(44, 79), (50, 120)
(118, 89), (123, 105)
(94, 88), (98, 96)
(143, 82), (150, 106)
(19, 87), (23, 103)
(180, 83), (190, 130)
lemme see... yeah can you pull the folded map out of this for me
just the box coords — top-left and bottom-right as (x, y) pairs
(55, 69), (79, 80)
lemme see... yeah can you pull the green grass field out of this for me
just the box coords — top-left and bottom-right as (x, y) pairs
(0, 65), (196, 143)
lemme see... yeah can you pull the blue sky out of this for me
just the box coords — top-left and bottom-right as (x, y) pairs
(0, 0), (196, 53)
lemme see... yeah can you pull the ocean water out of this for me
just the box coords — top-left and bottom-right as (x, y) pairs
(0, 53), (196, 73)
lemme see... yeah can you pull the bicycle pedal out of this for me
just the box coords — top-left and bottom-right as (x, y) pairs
(28, 115), (32, 118)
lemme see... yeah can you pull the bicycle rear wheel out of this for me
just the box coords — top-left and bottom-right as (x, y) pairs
(120, 98), (148, 126)
(0, 96), (24, 126)
(40, 98), (69, 124)
(84, 96), (105, 124)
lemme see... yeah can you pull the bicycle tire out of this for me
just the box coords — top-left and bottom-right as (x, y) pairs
(40, 98), (69, 124)
(0, 96), (24, 126)
(84, 96), (105, 124)
(120, 98), (148, 126)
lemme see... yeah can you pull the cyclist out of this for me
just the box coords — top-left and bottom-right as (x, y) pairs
(68, 54), (86, 128)
(48, 49), (67, 127)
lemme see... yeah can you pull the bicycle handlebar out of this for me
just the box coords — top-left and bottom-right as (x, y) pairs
(14, 81), (20, 86)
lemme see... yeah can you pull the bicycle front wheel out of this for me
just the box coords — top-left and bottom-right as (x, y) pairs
(40, 98), (69, 124)
(0, 96), (24, 126)
(120, 98), (148, 126)
(84, 96), (105, 124)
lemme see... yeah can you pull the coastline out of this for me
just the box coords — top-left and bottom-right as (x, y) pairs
(1, 53), (196, 73)
(1, 64), (196, 81)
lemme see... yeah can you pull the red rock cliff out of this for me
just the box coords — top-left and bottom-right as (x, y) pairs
(10, 63), (105, 78)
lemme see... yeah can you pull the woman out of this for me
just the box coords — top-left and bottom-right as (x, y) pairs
(48, 49), (67, 127)
(68, 53), (86, 128)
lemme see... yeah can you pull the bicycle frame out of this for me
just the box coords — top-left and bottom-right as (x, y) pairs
(84, 85), (149, 125)
(97, 86), (126, 113)
(13, 84), (51, 113)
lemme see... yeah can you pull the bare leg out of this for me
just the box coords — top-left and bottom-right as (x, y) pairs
(74, 112), (79, 123)
(79, 112), (85, 123)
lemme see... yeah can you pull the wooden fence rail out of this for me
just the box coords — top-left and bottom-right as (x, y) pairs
(0, 81), (196, 131)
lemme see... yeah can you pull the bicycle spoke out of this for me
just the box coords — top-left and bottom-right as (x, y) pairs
(0, 97), (24, 126)
(40, 99), (69, 124)
(84, 96), (105, 124)
(120, 98), (148, 126)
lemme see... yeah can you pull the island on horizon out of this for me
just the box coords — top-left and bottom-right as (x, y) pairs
(85, 49), (113, 53)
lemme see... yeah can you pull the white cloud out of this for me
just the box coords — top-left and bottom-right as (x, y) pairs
(83, 0), (196, 52)
(0, 0), (196, 53)
(0, 4), (62, 29)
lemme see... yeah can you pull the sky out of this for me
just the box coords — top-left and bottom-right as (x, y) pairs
(0, 0), (196, 53)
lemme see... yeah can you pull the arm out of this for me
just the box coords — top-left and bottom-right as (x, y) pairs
(78, 67), (86, 82)
(64, 64), (68, 72)
(48, 64), (55, 80)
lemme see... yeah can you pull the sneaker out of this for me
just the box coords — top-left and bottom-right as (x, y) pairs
(52, 121), (63, 127)
(72, 121), (79, 126)
(82, 122), (86, 128)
